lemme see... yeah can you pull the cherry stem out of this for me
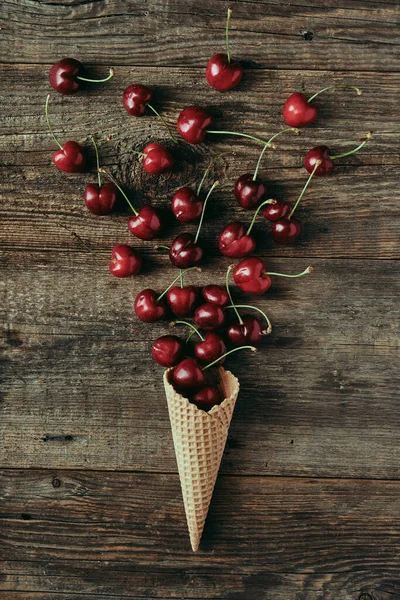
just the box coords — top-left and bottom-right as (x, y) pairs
(146, 103), (178, 143)
(329, 132), (372, 160)
(157, 267), (201, 301)
(77, 68), (114, 83)
(197, 152), (227, 196)
(98, 169), (138, 215)
(253, 128), (299, 181)
(203, 345), (256, 370)
(226, 265), (243, 325)
(45, 94), (62, 150)
(226, 304), (272, 334)
(267, 266), (313, 278)
(225, 8), (233, 63)
(172, 320), (204, 341)
(91, 135), (102, 186)
(179, 269), (184, 288)
(246, 199), (277, 235)
(307, 84), (362, 103)
(288, 161), (321, 220)
(194, 180), (219, 244)
(154, 245), (170, 251)
(207, 130), (273, 147)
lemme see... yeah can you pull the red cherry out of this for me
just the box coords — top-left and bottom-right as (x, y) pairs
(177, 106), (214, 145)
(49, 58), (82, 95)
(52, 140), (86, 173)
(194, 333), (226, 364)
(206, 53), (243, 92)
(171, 358), (205, 393)
(194, 303), (225, 331)
(233, 258), (272, 295)
(304, 146), (334, 176)
(218, 221), (256, 258)
(128, 205), (162, 240)
(166, 286), (198, 318)
(142, 143), (174, 174)
(201, 285), (229, 307)
(234, 174), (267, 209)
(123, 84), (152, 117)
(271, 219), (302, 244)
(192, 386), (222, 410)
(152, 335), (183, 367)
(134, 289), (167, 323)
(109, 244), (142, 278)
(169, 233), (203, 268)
(226, 315), (263, 346)
(171, 187), (203, 223)
(84, 182), (118, 215)
(282, 92), (318, 128)
(263, 200), (292, 222)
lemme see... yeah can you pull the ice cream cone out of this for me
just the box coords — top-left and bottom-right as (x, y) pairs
(163, 367), (240, 551)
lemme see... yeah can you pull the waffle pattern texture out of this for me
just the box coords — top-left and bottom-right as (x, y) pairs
(163, 367), (240, 551)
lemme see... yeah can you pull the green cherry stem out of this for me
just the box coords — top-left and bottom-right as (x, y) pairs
(226, 304), (272, 334)
(45, 94), (62, 150)
(172, 320), (204, 341)
(207, 130), (274, 147)
(77, 68), (115, 83)
(226, 265), (243, 325)
(253, 127), (299, 181)
(225, 8), (233, 64)
(98, 169), (138, 215)
(179, 269), (184, 288)
(197, 153), (227, 196)
(203, 345), (256, 370)
(288, 161), (321, 220)
(307, 83), (362, 103)
(91, 135), (102, 186)
(329, 132), (372, 160)
(194, 180), (219, 244)
(157, 267), (201, 301)
(146, 103), (178, 144)
(267, 266), (313, 278)
(246, 199), (277, 236)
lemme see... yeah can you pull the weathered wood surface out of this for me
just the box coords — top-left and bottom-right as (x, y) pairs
(1, 0), (400, 598)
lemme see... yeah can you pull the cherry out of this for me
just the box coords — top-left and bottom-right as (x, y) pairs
(233, 258), (312, 294)
(152, 335), (184, 367)
(272, 219), (302, 244)
(171, 358), (205, 393)
(84, 136), (117, 215)
(45, 95), (86, 173)
(192, 386), (222, 411)
(123, 84), (152, 116)
(194, 333), (226, 365)
(282, 84), (362, 128)
(304, 132), (372, 176)
(226, 315), (263, 346)
(142, 143), (174, 174)
(206, 9), (243, 92)
(218, 221), (256, 258)
(134, 289), (167, 323)
(172, 187), (203, 223)
(194, 303), (225, 331)
(49, 58), (114, 95)
(167, 285), (198, 317)
(201, 285), (229, 306)
(263, 200), (292, 222)
(109, 244), (142, 278)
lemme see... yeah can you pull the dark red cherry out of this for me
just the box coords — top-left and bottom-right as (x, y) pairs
(194, 303), (225, 331)
(52, 141), (86, 173)
(201, 285), (229, 307)
(263, 200), (292, 222)
(109, 244), (142, 278)
(194, 333), (226, 364)
(206, 53), (243, 92)
(123, 84), (153, 117)
(171, 187), (203, 223)
(84, 182), (118, 215)
(271, 218), (302, 244)
(134, 289), (167, 323)
(152, 335), (183, 367)
(128, 205), (162, 240)
(218, 221), (256, 258)
(176, 106), (214, 145)
(304, 146), (334, 176)
(142, 143), (174, 174)
(233, 258), (272, 295)
(171, 358), (205, 393)
(226, 315), (263, 346)
(49, 58), (82, 95)
(169, 233), (203, 268)
(192, 386), (222, 410)
(282, 92), (318, 128)
(234, 174), (267, 209)
(166, 286), (198, 318)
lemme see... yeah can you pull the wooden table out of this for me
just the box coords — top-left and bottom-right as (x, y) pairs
(1, 1), (399, 598)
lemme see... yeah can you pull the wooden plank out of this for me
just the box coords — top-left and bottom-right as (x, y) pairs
(0, 0), (399, 72)
(2, 253), (399, 476)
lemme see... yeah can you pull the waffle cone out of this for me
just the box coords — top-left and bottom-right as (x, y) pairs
(163, 367), (240, 552)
